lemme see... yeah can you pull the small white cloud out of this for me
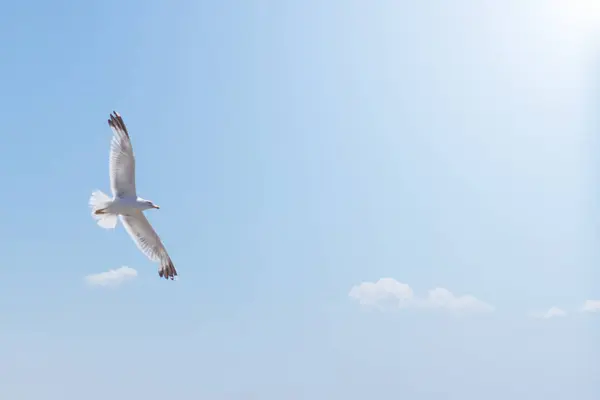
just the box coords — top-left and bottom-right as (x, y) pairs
(348, 278), (493, 314)
(532, 306), (567, 319)
(85, 266), (137, 287)
(349, 278), (414, 308)
(581, 300), (600, 313)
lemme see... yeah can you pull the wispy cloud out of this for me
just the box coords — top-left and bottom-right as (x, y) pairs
(531, 306), (567, 319)
(581, 300), (600, 313)
(85, 266), (138, 287)
(348, 278), (494, 314)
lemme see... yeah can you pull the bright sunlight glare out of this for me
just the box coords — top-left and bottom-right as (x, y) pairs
(549, 0), (600, 32)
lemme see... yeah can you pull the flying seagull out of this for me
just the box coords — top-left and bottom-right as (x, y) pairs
(89, 111), (177, 280)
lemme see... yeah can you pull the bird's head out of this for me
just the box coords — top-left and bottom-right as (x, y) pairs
(143, 200), (160, 210)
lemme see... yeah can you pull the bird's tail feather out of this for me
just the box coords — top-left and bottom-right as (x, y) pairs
(89, 190), (118, 229)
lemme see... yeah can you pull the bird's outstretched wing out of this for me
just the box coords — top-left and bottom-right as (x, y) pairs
(120, 210), (177, 280)
(108, 111), (137, 198)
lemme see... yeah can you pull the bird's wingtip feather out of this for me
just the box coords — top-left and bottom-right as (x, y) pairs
(158, 258), (177, 281)
(107, 111), (129, 137)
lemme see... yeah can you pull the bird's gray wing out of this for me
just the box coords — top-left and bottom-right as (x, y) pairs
(108, 111), (137, 198)
(119, 210), (177, 280)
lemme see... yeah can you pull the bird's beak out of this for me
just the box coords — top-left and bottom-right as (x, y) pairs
(154, 204), (160, 209)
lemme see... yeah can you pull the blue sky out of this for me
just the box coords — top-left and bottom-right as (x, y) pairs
(1, 0), (599, 398)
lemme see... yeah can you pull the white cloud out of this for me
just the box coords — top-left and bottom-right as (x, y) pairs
(581, 300), (600, 313)
(531, 306), (567, 319)
(348, 278), (494, 314)
(85, 266), (138, 287)
(349, 278), (414, 308)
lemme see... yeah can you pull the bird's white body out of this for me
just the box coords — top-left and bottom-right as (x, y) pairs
(89, 112), (177, 280)
(102, 196), (154, 215)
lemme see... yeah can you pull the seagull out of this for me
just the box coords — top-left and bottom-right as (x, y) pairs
(89, 111), (177, 280)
